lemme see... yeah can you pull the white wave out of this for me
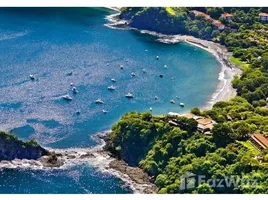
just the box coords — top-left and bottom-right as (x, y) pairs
(0, 31), (28, 41)
(0, 130), (152, 193)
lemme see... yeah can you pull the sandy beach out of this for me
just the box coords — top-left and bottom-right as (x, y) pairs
(181, 35), (242, 109)
(105, 13), (242, 110)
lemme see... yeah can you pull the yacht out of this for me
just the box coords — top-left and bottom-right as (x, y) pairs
(72, 87), (78, 94)
(176, 96), (180, 99)
(111, 78), (116, 82)
(164, 65), (167, 69)
(102, 110), (108, 114)
(125, 93), (134, 99)
(70, 83), (74, 86)
(108, 85), (116, 91)
(67, 72), (72, 76)
(149, 107), (153, 112)
(131, 72), (136, 77)
(120, 64), (124, 69)
(170, 99), (175, 104)
(29, 74), (35, 80)
(95, 99), (104, 104)
(156, 56), (160, 60)
(154, 96), (158, 100)
(62, 94), (72, 101)
(180, 103), (185, 107)
(142, 69), (146, 73)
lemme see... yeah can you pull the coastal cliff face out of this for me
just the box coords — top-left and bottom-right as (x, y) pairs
(0, 131), (49, 161)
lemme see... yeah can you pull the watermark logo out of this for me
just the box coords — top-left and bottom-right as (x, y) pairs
(179, 172), (258, 191)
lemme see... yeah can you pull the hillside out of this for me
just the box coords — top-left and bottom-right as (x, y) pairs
(106, 7), (268, 194)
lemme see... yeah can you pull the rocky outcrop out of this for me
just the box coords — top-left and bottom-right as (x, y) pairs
(0, 131), (49, 161)
(109, 159), (158, 194)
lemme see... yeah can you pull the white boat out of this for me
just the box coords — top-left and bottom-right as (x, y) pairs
(95, 99), (104, 104)
(102, 110), (108, 114)
(180, 103), (185, 107)
(156, 56), (160, 60)
(120, 64), (124, 69)
(131, 72), (136, 77)
(154, 96), (158, 100)
(111, 78), (116, 82)
(176, 96), (180, 99)
(70, 83), (74, 86)
(170, 99), (175, 104)
(29, 74), (35, 80)
(164, 65), (167, 69)
(108, 85), (116, 90)
(142, 69), (146, 73)
(72, 87), (78, 94)
(62, 94), (72, 101)
(149, 107), (152, 111)
(125, 92), (134, 99)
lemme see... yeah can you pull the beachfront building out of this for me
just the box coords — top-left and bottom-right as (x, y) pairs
(249, 133), (268, 150)
(259, 13), (268, 22)
(191, 10), (211, 19)
(221, 13), (233, 21)
(213, 20), (225, 30)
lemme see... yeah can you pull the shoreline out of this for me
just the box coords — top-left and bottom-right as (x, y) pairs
(0, 131), (157, 194)
(105, 13), (242, 110)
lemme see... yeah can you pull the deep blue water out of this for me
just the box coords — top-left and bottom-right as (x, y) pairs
(0, 8), (221, 193)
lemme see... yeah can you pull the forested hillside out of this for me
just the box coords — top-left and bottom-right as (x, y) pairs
(106, 7), (268, 194)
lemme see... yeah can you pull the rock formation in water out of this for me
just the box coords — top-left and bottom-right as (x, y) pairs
(0, 131), (49, 161)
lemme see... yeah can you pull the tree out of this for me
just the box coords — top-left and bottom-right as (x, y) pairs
(212, 123), (234, 147)
(193, 183), (214, 194)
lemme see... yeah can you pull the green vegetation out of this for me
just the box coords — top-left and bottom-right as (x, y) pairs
(107, 112), (268, 193)
(106, 7), (268, 193)
(0, 131), (48, 160)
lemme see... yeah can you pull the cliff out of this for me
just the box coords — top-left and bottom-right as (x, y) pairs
(0, 131), (49, 161)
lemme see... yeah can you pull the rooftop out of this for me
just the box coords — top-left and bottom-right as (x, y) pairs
(222, 13), (233, 17)
(192, 10), (210, 18)
(259, 12), (268, 17)
(251, 134), (268, 149)
(197, 118), (214, 125)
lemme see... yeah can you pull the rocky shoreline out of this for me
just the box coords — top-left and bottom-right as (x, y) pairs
(0, 132), (158, 194)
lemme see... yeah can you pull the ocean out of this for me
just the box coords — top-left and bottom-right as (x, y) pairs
(0, 7), (221, 193)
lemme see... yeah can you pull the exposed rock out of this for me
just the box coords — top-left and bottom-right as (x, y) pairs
(0, 131), (49, 161)
(109, 159), (158, 193)
(79, 153), (95, 159)
(39, 154), (64, 168)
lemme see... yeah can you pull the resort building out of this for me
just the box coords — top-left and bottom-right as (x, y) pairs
(196, 117), (216, 133)
(259, 13), (268, 22)
(213, 20), (225, 30)
(191, 10), (211, 19)
(249, 133), (268, 150)
(169, 112), (216, 134)
(221, 13), (233, 21)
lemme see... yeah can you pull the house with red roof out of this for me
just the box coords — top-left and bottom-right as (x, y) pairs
(221, 13), (233, 21)
(212, 20), (225, 30)
(259, 13), (268, 22)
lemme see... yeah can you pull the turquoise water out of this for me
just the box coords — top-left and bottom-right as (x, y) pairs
(0, 8), (221, 193)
